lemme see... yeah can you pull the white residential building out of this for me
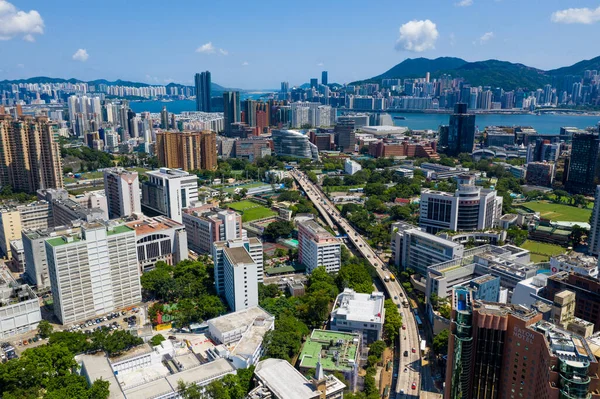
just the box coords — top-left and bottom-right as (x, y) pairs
(330, 288), (385, 343)
(103, 168), (141, 219)
(298, 220), (341, 273)
(182, 207), (242, 254)
(141, 168), (198, 223)
(46, 222), (141, 324)
(212, 238), (263, 312)
(344, 159), (362, 175)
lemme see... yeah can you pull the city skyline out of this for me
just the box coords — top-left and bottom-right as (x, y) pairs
(2, 0), (600, 88)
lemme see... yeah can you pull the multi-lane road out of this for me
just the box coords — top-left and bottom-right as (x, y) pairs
(291, 169), (434, 398)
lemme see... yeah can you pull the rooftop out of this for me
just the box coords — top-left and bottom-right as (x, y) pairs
(106, 225), (133, 236)
(208, 306), (273, 336)
(299, 329), (359, 372)
(332, 288), (384, 324)
(125, 216), (183, 235)
(225, 246), (255, 265)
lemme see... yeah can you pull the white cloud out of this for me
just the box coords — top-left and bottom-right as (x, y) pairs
(242, 61), (249, 66)
(0, 1), (44, 41)
(395, 19), (439, 52)
(16, 63), (24, 68)
(317, 62), (324, 66)
(455, 0), (473, 6)
(164, 78), (174, 83)
(219, 48), (228, 55)
(196, 42), (216, 54)
(72, 48), (89, 62)
(551, 6), (600, 24)
(449, 33), (456, 47)
(478, 31), (494, 44)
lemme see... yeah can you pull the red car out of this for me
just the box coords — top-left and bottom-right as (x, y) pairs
(411, 347), (416, 353)
(402, 325), (406, 330)
(412, 382), (416, 390)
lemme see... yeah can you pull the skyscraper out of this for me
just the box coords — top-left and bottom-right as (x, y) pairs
(321, 71), (328, 86)
(588, 185), (600, 256)
(0, 114), (64, 193)
(565, 132), (600, 195)
(195, 71), (212, 112)
(334, 119), (356, 152)
(280, 82), (289, 101)
(310, 78), (318, 89)
(223, 91), (240, 135)
(160, 106), (169, 129)
(200, 131), (217, 170)
(444, 103), (476, 156)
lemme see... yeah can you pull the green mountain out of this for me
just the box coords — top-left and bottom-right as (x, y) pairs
(359, 56), (600, 91)
(0, 77), (230, 91)
(372, 57), (468, 80)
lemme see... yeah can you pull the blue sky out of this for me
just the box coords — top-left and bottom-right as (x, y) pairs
(1, 0), (600, 89)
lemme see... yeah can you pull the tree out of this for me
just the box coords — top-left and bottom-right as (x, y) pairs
(570, 224), (588, 246)
(507, 226), (528, 246)
(150, 334), (166, 346)
(383, 299), (403, 343)
(38, 320), (53, 338)
(258, 283), (280, 302)
(368, 340), (386, 360)
(263, 220), (294, 241)
(433, 329), (450, 354)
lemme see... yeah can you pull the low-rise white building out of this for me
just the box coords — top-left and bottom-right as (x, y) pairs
(206, 306), (274, 369)
(0, 270), (41, 339)
(549, 252), (598, 278)
(344, 159), (362, 175)
(330, 288), (385, 343)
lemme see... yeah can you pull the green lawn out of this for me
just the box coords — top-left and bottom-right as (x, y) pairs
(520, 201), (592, 223)
(521, 240), (566, 262)
(228, 200), (277, 222)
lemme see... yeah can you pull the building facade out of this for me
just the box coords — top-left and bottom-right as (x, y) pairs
(272, 129), (319, 160)
(0, 270), (41, 339)
(46, 223), (141, 324)
(298, 220), (341, 274)
(442, 103), (476, 156)
(525, 162), (555, 187)
(141, 168), (199, 223)
(183, 207), (242, 254)
(330, 288), (385, 344)
(103, 168), (141, 219)
(565, 132), (600, 195)
(155, 131), (217, 171)
(0, 114), (63, 193)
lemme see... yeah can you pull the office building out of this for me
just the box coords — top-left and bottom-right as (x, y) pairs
(310, 78), (318, 89)
(223, 92), (241, 135)
(330, 288), (385, 343)
(298, 220), (341, 274)
(125, 215), (188, 272)
(272, 130), (319, 160)
(103, 168), (141, 219)
(249, 358), (345, 399)
(0, 114), (63, 193)
(334, 119), (356, 152)
(321, 71), (328, 86)
(183, 207), (242, 254)
(589, 185), (600, 256)
(391, 222), (464, 276)
(46, 223), (141, 324)
(344, 159), (362, 175)
(211, 238), (263, 312)
(141, 168), (199, 223)
(0, 269), (41, 339)
(444, 290), (600, 399)
(419, 175), (503, 234)
(155, 131), (217, 171)
(565, 132), (600, 195)
(195, 71), (212, 112)
(443, 103), (476, 156)
(525, 161), (555, 187)
(38, 188), (106, 226)
(368, 140), (439, 160)
(309, 131), (334, 151)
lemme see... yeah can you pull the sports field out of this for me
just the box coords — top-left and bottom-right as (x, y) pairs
(520, 201), (591, 223)
(228, 200), (277, 222)
(521, 240), (566, 263)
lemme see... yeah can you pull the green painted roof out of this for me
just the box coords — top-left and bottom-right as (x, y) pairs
(299, 329), (359, 372)
(46, 236), (80, 247)
(107, 225), (134, 235)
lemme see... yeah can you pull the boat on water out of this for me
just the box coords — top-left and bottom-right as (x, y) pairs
(393, 116), (406, 120)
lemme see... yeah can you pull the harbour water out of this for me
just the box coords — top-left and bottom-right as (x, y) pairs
(129, 100), (600, 134)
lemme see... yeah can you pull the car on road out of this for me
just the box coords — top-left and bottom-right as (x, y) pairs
(394, 296), (398, 300)
(411, 347), (416, 353)
(404, 367), (408, 373)
(403, 350), (408, 357)
(412, 382), (416, 390)
(402, 325), (406, 330)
